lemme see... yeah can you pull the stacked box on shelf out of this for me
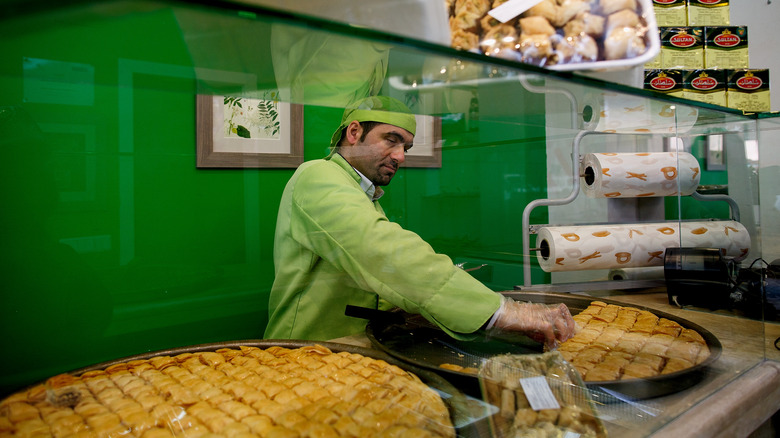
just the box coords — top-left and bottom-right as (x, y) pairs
(660, 27), (704, 69)
(727, 69), (771, 112)
(644, 0), (769, 112)
(653, 0), (688, 26)
(687, 0), (729, 26)
(644, 69), (685, 97)
(683, 69), (727, 106)
(704, 26), (748, 69)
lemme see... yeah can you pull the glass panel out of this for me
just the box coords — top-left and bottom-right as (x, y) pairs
(1, 1), (777, 435)
(757, 116), (780, 363)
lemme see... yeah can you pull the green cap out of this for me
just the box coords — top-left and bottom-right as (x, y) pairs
(329, 96), (416, 149)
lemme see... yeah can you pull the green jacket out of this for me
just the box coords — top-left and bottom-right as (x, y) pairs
(264, 153), (501, 341)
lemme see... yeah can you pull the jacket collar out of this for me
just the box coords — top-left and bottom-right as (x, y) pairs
(327, 152), (384, 201)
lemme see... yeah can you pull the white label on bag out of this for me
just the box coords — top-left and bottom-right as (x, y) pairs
(519, 376), (561, 411)
(488, 0), (545, 23)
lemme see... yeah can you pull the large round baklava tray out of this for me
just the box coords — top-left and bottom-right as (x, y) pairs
(0, 340), (478, 438)
(367, 293), (722, 400)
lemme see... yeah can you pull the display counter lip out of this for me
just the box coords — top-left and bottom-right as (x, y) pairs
(648, 359), (780, 437)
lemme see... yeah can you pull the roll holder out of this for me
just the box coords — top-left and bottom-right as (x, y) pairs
(388, 72), (742, 289)
(519, 132), (742, 289)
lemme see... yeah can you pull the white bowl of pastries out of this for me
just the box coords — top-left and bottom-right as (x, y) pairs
(447, 0), (661, 71)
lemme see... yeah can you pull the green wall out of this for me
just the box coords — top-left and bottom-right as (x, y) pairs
(0, 7), (282, 393)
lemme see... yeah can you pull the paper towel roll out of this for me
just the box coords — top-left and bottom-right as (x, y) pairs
(535, 220), (750, 272)
(581, 152), (701, 198)
(607, 267), (665, 281)
(587, 93), (699, 134)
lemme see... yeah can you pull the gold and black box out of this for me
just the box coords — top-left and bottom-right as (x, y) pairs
(704, 26), (748, 69)
(683, 69), (727, 106)
(660, 27), (704, 69)
(653, 0), (688, 26)
(687, 0), (729, 26)
(726, 69), (770, 113)
(645, 69), (685, 98)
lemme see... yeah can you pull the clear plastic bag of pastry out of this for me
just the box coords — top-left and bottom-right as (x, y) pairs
(478, 351), (608, 437)
(447, 0), (660, 71)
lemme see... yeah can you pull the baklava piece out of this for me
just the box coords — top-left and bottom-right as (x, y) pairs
(559, 301), (712, 381)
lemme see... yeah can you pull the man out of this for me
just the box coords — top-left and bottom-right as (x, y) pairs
(264, 96), (575, 346)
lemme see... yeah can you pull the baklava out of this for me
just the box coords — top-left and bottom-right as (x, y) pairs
(0, 345), (454, 437)
(561, 301), (710, 381)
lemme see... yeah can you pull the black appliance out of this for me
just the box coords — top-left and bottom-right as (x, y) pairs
(664, 248), (779, 321)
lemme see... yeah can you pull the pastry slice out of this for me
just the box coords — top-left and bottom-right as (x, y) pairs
(584, 363), (621, 381)
(661, 358), (694, 375)
(695, 345), (711, 364)
(575, 347), (608, 364)
(630, 321), (656, 334)
(569, 328), (601, 344)
(679, 328), (706, 344)
(621, 362), (655, 379)
(602, 351), (632, 368)
(580, 305), (602, 316)
(613, 339), (642, 355)
(558, 341), (588, 353)
(666, 340), (702, 363)
(632, 353), (665, 371)
(572, 313), (593, 326)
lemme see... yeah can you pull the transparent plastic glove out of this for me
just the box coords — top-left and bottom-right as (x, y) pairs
(490, 298), (576, 349)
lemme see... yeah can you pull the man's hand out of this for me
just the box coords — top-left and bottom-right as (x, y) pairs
(492, 300), (576, 349)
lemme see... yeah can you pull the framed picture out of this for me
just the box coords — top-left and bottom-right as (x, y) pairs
(403, 114), (442, 168)
(196, 94), (303, 168)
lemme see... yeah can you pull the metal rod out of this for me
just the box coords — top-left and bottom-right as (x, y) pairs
(690, 191), (741, 222)
(522, 130), (591, 287)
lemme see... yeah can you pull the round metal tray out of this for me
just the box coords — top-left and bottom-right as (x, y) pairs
(60, 340), (488, 436)
(366, 292), (723, 400)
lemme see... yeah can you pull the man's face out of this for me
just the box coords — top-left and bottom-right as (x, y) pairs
(341, 122), (414, 186)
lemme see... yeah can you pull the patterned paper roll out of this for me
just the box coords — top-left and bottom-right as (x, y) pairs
(581, 152), (701, 198)
(535, 221), (750, 272)
(584, 93), (699, 134)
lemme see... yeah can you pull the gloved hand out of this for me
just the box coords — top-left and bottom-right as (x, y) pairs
(490, 298), (576, 349)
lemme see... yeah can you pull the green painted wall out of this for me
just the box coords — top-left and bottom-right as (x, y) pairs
(0, 8), (280, 393)
(0, 7), (550, 393)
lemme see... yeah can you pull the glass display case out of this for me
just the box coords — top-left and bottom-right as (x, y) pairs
(1, 0), (778, 436)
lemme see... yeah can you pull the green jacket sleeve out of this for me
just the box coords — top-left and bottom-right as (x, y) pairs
(289, 157), (501, 337)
